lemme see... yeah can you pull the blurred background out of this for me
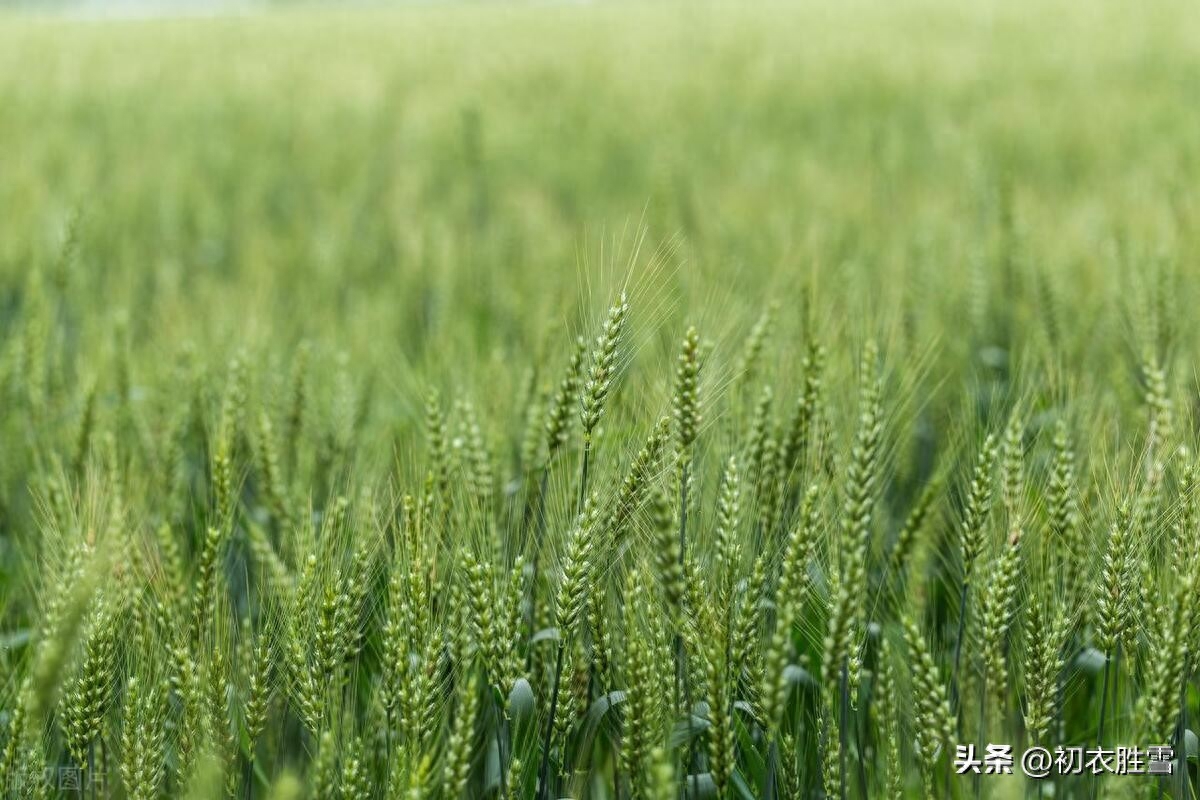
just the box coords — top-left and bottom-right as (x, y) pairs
(1, 0), (1198, 427)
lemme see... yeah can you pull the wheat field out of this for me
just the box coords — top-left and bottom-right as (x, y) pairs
(1, 2), (1200, 798)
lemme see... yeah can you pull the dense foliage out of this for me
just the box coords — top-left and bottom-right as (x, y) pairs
(2, 3), (1200, 798)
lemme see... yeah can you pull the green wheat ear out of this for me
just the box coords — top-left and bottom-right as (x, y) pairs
(284, 340), (311, 464)
(960, 433), (998, 585)
(544, 336), (587, 464)
(443, 669), (480, 798)
(902, 614), (954, 782)
(61, 596), (117, 769)
(580, 293), (629, 443)
(1095, 505), (1135, 654)
(243, 631), (274, 761)
(819, 697), (842, 800)
(622, 563), (666, 800)
(340, 737), (372, 800)
(876, 639), (904, 797)
(607, 416), (671, 549)
(1000, 409), (1025, 520)
(649, 487), (684, 626)
(255, 408), (292, 527)
(672, 325), (701, 462)
(712, 454), (742, 603)
(734, 306), (774, 393)
(1022, 594), (1071, 744)
(556, 496), (601, 640)
(764, 484), (819, 735)
(1135, 574), (1195, 744)
(424, 389), (451, 512)
(457, 397), (495, 516)
(781, 339), (825, 482)
(310, 730), (337, 800)
(699, 582), (733, 798)
(822, 341), (882, 700)
(980, 525), (1022, 711)
(0, 678), (32, 792)
(647, 745), (677, 800)
(888, 474), (940, 588)
(120, 676), (167, 800)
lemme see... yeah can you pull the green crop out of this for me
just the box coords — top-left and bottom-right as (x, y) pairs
(2, 2), (1200, 798)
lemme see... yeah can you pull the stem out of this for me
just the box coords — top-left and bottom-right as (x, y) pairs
(595, 674), (621, 800)
(946, 580), (971, 800)
(764, 738), (779, 800)
(678, 459), (689, 568)
(683, 672), (696, 800)
(673, 631), (696, 800)
(537, 644), (566, 800)
(1053, 647), (1073, 800)
(976, 675), (986, 800)
(611, 714), (622, 800)
(526, 468), (551, 672)
(1177, 659), (1190, 798)
(339, 676), (349, 744)
(579, 440), (592, 514)
(855, 659), (869, 800)
(384, 707), (393, 785)
(1111, 643), (1122, 745)
(950, 581), (971, 719)
(496, 697), (509, 800)
(839, 662), (849, 800)
(1092, 650), (1112, 800)
(99, 736), (107, 800)
(677, 458), (696, 800)
(803, 696), (815, 798)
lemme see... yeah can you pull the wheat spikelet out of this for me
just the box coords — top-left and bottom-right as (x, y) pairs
(902, 614), (954, 781)
(121, 677), (167, 800)
(1022, 594), (1071, 744)
(822, 342), (882, 699)
(62, 597), (117, 769)
(580, 294), (629, 444)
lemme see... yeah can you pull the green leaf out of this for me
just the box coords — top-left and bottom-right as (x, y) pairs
(568, 690), (627, 765)
(783, 663), (817, 690)
(1074, 647), (1106, 675)
(509, 677), (536, 722)
(669, 701), (712, 748)
(531, 627), (560, 645)
(683, 772), (718, 799)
